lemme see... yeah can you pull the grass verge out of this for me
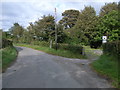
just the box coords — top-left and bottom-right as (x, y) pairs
(91, 54), (119, 88)
(2, 46), (17, 72)
(15, 43), (86, 59)
(83, 46), (102, 60)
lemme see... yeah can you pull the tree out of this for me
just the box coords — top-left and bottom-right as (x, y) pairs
(27, 22), (36, 42)
(99, 2), (118, 16)
(72, 6), (97, 45)
(97, 10), (120, 42)
(59, 9), (79, 29)
(9, 23), (24, 42)
(32, 15), (55, 41)
(56, 24), (67, 43)
(20, 29), (31, 43)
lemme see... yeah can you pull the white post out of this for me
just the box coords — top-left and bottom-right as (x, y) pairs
(102, 36), (107, 44)
(82, 47), (85, 55)
(50, 39), (52, 48)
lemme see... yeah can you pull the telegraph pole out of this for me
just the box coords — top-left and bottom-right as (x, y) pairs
(55, 8), (58, 50)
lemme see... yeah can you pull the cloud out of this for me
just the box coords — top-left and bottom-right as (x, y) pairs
(0, 0), (119, 31)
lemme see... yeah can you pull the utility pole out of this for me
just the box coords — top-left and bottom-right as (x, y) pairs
(55, 8), (58, 50)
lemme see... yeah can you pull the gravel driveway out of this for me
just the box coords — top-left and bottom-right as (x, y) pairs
(2, 46), (111, 88)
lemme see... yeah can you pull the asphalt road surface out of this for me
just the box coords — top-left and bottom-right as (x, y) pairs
(2, 47), (111, 88)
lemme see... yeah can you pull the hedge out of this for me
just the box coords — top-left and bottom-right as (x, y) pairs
(2, 39), (13, 48)
(20, 41), (83, 55)
(102, 41), (120, 59)
(90, 40), (102, 49)
(53, 44), (83, 54)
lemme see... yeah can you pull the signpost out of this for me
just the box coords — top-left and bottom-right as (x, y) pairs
(102, 36), (107, 44)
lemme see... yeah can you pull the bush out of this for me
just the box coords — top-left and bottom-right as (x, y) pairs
(30, 41), (49, 47)
(90, 40), (102, 49)
(2, 39), (13, 48)
(53, 43), (83, 54)
(102, 41), (120, 59)
(16, 40), (83, 55)
(2, 46), (17, 72)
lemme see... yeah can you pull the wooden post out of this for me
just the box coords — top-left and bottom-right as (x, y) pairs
(55, 8), (58, 50)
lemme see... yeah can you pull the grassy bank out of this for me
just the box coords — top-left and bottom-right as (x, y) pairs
(91, 54), (119, 88)
(2, 46), (17, 72)
(84, 46), (102, 60)
(15, 43), (86, 59)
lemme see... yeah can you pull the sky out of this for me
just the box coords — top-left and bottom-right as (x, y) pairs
(0, 0), (119, 31)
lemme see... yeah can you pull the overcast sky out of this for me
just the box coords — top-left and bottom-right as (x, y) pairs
(0, 0), (119, 31)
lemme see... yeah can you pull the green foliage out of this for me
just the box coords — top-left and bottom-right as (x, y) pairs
(2, 46), (17, 72)
(2, 32), (7, 39)
(0, 30), (2, 48)
(53, 43), (83, 54)
(2, 31), (13, 40)
(92, 54), (119, 88)
(97, 10), (120, 42)
(102, 41), (120, 88)
(99, 2), (118, 16)
(30, 41), (49, 47)
(2, 39), (13, 48)
(67, 6), (97, 45)
(90, 40), (102, 49)
(102, 41), (120, 59)
(17, 40), (83, 55)
(6, 2), (119, 50)
(64, 4), (119, 48)
(9, 23), (25, 43)
(84, 46), (102, 60)
(56, 24), (67, 43)
(30, 15), (55, 41)
(59, 9), (79, 29)
(15, 43), (86, 59)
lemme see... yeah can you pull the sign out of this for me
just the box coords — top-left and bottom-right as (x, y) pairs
(102, 36), (107, 43)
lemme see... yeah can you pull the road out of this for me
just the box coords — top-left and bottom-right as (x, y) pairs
(2, 46), (111, 88)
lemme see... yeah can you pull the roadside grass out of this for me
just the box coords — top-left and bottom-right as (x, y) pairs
(83, 46), (102, 60)
(2, 46), (17, 72)
(15, 43), (86, 59)
(91, 54), (119, 88)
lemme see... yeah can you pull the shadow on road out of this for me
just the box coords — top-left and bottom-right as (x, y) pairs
(14, 46), (23, 52)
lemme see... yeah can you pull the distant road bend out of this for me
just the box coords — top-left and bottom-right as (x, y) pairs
(3, 46), (111, 88)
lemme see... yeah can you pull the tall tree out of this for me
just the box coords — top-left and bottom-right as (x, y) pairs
(97, 10), (120, 41)
(9, 23), (24, 42)
(9, 23), (24, 38)
(59, 9), (79, 29)
(33, 15), (55, 41)
(73, 6), (97, 45)
(99, 2), (118, 16)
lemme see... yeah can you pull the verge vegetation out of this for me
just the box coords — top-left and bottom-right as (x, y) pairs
(2, 46), (17, 72)
(15, 43), (86, 59)
(91, 41), (120, 88)
(0, 35), (18, 72)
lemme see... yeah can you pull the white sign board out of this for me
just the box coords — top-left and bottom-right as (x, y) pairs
(102, 36), (107, 43)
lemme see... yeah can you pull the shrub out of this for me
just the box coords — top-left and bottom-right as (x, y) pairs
(30, 41), (49, 47)
(16, 40), (83, 55)
(102, 41), (120, 59)
(90, 40), (102, 49)
(2, 39), (13, 48)
(53, 43), (83, 54)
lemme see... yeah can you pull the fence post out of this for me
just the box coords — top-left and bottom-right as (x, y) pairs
(50, 39), (52, 49)
(82, 47), (85, 55)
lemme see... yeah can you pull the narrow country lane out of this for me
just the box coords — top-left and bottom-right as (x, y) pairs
(2, 46), (111, 88)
